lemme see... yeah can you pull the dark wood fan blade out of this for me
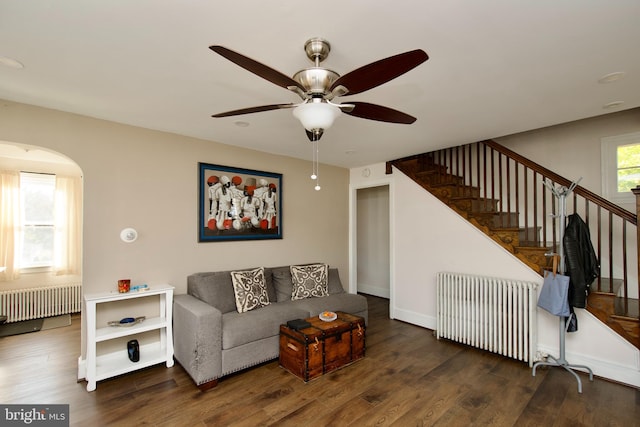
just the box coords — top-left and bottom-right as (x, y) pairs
(210, 45), (305, 92)
(330, 49), (428, 96)
(342, 102), (417, 124)
(212, 103), (295, 118)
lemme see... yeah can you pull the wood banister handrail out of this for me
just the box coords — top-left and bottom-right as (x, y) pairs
(388, 140), (637, 225)
(483, 139), (637, 225)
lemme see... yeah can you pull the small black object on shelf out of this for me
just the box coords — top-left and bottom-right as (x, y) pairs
(127, 339), (140, 362)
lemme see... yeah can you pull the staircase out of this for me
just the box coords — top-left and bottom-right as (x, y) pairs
(388, 139), (640, 349)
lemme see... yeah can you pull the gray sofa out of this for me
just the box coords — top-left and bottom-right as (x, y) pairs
(173, 264), (368, 389)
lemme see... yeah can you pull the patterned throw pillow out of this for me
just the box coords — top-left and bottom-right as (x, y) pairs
(290, 264), (329, 300)
(230, 267), (270, 313)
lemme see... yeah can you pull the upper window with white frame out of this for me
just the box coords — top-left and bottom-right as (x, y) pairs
(19, 172), (56, 269)
(601, 131), (640, 205)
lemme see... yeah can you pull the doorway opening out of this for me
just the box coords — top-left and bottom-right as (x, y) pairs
(0, 142), (83, 330)
(355, 185), (390, 298)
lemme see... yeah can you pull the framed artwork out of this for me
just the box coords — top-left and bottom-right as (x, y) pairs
(198, 162), (282, 242)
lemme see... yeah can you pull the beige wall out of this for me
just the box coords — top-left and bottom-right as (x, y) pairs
(496, 108), (640, 211)
(0, 99), (350, 356)
(0, 99), (350, 294)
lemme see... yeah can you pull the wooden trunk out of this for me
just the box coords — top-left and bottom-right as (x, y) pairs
(279, 312), (365, 382)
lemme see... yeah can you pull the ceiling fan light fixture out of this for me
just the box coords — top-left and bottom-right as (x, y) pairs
(293, 100), (341, 132)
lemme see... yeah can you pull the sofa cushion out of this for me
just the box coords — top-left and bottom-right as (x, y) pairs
(327, 268), (345, 294)
(221, 302), (310, 349)
(188, 268), (276, 314)
(230, 267), (270, 313)
(273, 263), (340, 301)
(291, 264), (329, 300)
(188, 271), (237, 314)
(263, 267), (276, 302)
(272, 266), (293, 302)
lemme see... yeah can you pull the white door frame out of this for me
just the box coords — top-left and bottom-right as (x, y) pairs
(349, 177), (395, 318)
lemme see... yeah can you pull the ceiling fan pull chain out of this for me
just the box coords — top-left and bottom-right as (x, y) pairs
(310, 138), (318, 180)
(314, 138), (321, 191)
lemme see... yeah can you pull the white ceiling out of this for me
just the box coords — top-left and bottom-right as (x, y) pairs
(1, 1), (639, 168)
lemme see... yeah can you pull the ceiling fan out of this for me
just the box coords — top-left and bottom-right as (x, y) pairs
(210, 38), (428, 141)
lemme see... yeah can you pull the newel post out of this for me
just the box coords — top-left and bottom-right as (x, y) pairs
(632, 186), (640, 309)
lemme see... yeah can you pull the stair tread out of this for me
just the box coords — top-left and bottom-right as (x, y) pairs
(450, 196), (499, 201)
(489, 226), (523, 232)
(517, 241), (552, 248)
(470, 211), (516, 216)
(429, 182), (467, 188)
(591, 278), (625, 294)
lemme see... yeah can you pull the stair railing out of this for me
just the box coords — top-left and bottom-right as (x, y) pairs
(388, 139), (638, 318)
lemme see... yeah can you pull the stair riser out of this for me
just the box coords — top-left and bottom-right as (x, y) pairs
(469, 212), (520, 228)
(519, 227), (541, 243)
(450, 198), (500, 213)
(513, 247), (552, 270)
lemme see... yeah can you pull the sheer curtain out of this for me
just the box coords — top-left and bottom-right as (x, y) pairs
(0, 170), (21, 281)
(54, 175), (82, 275)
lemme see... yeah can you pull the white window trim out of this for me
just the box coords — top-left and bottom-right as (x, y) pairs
(601, 131), (640, 205)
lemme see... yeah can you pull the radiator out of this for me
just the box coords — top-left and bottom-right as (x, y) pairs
(0, 283), (82, 323)
(436, 272), (538, 367)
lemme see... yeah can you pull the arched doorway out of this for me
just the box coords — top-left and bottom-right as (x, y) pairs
(0, 141), (83, 325)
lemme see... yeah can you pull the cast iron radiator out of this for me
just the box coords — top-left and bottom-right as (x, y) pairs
(436, 272), (539, 367)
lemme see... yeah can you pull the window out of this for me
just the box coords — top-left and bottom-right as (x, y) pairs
(19, 172), (56, 269)
(616, 143), (640, 192)
(601, 132), (640, 205)
(1, 170), (81, 280)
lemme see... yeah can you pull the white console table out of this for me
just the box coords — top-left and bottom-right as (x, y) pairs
(83, 285), (174, 392)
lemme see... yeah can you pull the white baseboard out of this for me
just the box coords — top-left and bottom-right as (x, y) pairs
(357, 283), (390, 299)
(536, 343), (640, 389)
(391, 306), (436, 330)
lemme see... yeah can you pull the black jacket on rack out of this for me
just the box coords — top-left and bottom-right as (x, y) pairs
(563, 213), (600, 308)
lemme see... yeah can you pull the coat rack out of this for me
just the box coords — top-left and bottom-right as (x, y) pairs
(532, 179), (594, 393)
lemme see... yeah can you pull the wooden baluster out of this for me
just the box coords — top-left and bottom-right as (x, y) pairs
(468, 143), (473, 197)
(523, 167), (529, 240)
(476, 142), (481, 196)
(515, 163), (520, 235)
(448, 148), (452, 183)
(596, 206), (602, 292)
(489, 148), (504, 214)
(455, 145), (460, 193)
(533, 171), (538, 243)
(608, 211), (614, 293)
(542, 179), (547, 245)
(498, 152), (504, 218)
(506, 157), (511, 226)
(462, 144), (467, 197)
(483, 144), (488, 209)
(622, 220), (628, 315)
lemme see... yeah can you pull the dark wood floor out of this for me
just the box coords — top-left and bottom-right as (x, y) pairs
(1, 294), (639, 426)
